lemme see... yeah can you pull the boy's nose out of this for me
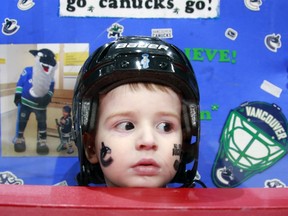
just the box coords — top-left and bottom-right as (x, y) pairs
(135, 126), (158, 151)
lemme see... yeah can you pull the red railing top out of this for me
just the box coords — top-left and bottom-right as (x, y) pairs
(1, 184), (288, 215)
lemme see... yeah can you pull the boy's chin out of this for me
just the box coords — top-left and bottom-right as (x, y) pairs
(106, 177), (169, 188)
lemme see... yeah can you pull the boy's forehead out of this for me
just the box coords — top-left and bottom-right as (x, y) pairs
(100, 83), (181, 104)
(99, 83), (181, 115)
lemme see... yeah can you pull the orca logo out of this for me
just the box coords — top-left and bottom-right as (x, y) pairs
(17, 0), (35, 11)
(265, 33), (282, 52)
(216, 166), (234, 186)
(225, 28), (238, 41)
(100, 142), (113, 167)
(265, 179), (286, 188)
(244, 0), (262, 11)
(2, 18), (20, 36)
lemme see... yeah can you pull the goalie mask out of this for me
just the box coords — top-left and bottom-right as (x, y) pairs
(73, 36), (200, 187)
(212, 101), (288, 188)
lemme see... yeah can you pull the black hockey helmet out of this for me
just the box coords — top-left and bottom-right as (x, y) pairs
(63, 105), (71, 114)
(73, 36), (201, 187)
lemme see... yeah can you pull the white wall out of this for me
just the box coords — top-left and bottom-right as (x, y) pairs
(0, 44), (36, 84)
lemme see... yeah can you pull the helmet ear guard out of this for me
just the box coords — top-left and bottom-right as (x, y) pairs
(170, 100), (200, 186)
(73, 36), (202, 187)
(73, 96), (106, 185)
(82, 132), (97, 162)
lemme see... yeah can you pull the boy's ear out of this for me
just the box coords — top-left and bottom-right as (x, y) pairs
(83, 132), (99, 164)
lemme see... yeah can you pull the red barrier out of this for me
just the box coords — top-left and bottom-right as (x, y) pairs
(0, 184), (288, 215)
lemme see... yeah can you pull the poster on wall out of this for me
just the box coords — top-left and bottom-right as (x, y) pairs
(59, 0), (220, 19)
(0, 0), (288, 188)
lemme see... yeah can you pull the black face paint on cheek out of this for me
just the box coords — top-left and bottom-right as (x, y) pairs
(173, 160), (180, 171)
(100, 142), (113, 167)
(172, 144), (182, 171)
(172, 144), (182, 156)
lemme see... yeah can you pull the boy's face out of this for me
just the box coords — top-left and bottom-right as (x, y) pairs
(89, 83), (183, 187)
(62, 111), (69, 118)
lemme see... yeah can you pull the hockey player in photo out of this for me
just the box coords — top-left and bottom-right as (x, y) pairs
(56, 105), (74, 154)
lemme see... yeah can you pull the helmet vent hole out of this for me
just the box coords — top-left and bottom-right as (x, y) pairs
(159, 62), (168, 69)
(121, 61), (129, 68)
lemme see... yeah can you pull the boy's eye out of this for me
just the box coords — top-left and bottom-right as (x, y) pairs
(116, 122), (135, 131)
(157, 122), (173, 132)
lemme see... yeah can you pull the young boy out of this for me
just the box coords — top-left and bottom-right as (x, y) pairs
(56, 105), (74, 154)
(73, 36), (202, 187)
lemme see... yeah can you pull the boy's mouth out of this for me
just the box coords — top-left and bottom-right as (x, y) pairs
(131, 159), (160, 176)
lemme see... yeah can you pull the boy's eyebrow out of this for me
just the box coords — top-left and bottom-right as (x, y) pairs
(156, 111), (181, 121)
(104, 111), (135, 122)
(105, 110), (181, 122)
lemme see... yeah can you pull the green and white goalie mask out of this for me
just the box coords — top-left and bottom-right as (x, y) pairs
(212, 101), (288, 188)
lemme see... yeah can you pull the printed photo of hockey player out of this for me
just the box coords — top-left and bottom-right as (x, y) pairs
(56, 105), (74, 154)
